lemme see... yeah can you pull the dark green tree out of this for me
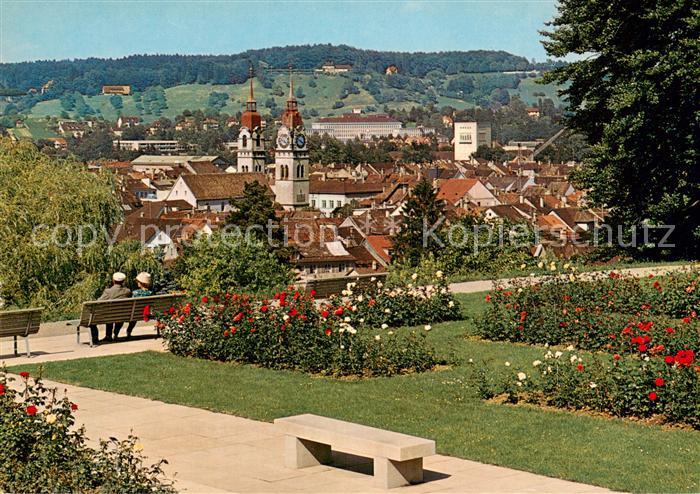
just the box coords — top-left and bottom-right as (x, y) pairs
(392, 178), (445, 266)
(542, 1), (700, 258)
(226, 180), (289, 260)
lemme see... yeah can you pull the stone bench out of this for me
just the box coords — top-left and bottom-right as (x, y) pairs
(274, 414), (435, 489)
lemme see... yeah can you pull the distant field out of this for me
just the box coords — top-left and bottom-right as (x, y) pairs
(28, 72), (565, 124)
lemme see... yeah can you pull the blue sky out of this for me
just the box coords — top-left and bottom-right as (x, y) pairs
(0, 1), (560, 63)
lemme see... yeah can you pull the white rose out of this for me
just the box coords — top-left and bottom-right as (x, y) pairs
(570, 355), (578, 363)
(371, 277), (377, 282)
(384, 308), (391, 314)
(357, 295), (363, 302)
(436, 270), (443, 279)
(505, 361), (511, 367)
(520, 263), (526, 269)
(566, 345), (575, 351)
(424, 325), (432, 331)
(517, 372), (527, 381)
(341, 290), (349, 296)
(532, 360), (542, 367)
(374, 335), (381, 341)
(411, 273), (418, 280)
(448, 300), (455, 307)
(589, 382), (597, 389)
(45, 414), (57, 425)
(537, 261), (544, 268)
(344, 316), (351, 322)
(283, 315), (290, 321)
(381, 323), (388, 329)
(388, 330), (394, 335)
(555, 351), (563, 358)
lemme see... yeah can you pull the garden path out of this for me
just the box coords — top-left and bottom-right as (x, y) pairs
(7, 376), (615, 493)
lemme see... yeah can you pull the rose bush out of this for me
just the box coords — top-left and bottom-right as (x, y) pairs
(471, 346), (699, 429)
(158, 281), (455, 377)
(478, 268), (700, 352)
(0, 370), (175, 493)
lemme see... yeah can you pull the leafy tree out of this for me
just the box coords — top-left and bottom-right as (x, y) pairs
(174, 233), (292, 296)
(109, 94), (123, 110)
(392, 178), (445, 266)
(0, 139), (130, 318)
(542, 0), (700, 258)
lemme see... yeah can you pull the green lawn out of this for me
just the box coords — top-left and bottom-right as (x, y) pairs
(12, 292), (699, 493)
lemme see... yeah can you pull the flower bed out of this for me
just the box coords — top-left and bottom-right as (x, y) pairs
(0, 370), (174, 493)
(478, 268), (700, 352)
(158, 279), (460, 377)
(471, 347), (699, 429)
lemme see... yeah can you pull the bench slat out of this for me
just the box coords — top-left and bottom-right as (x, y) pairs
(0, 308), (43, 337)
(274, 414), (435, 462)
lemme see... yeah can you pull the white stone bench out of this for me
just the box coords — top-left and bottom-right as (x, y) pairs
(274, 414), (436, 489)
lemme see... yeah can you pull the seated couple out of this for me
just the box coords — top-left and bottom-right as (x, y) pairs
(89, 271), (153, 346)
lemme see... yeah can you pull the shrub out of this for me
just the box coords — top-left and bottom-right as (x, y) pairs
(0, 370), (175, 493)
(158, 278), (456, 377)
(174, 233), (293, 297)
(471, 347), (699, 429)
(478, 267), (700, 352)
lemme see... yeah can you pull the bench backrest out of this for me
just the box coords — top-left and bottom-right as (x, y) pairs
(0, 308), (43, 337)
(78, 294), (183, 327)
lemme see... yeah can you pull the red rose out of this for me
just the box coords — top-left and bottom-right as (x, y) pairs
(654, 378), (664, 387)
(519, 311), (527, 322)
(638, 344), (647, 353)
(223, 330), (230, 337)
(26, 405), (37, 416)
(321, 310), (329, 318)
(168, 306), (175, 315)
(485, 295), (492, 302)
(201, 296), (209, 304)
(648, 392), (658, 401)
(368, 299), (376, 306)
(664, 355), (675, 364)
(310, 289), (317, 297)
(324, 328), (332, 336)
(70, 403), (78, 411)
(260, 305), (268, 313)
(665, 327), (675, 334)
(333, 308), (344, 317)
(19, 372), (29, 379)
(233, 312), (244, 322)
(230, 327), (238, 335)
(0, 383), (5, 396)
(576, 364), (584, 372)
(288, 308), (299, 317)
(613, 354), (621, 361)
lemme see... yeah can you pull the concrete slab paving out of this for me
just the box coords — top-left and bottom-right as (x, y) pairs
(3, 377), (615, 493)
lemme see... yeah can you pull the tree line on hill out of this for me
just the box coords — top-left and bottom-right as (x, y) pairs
(0, 44), (563, 98)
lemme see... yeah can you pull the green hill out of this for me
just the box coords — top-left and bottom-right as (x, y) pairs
(28, 71), (564, 124)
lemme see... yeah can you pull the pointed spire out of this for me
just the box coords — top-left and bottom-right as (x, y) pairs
(247, 65), (255, 103)
(288, 64), (295, 101)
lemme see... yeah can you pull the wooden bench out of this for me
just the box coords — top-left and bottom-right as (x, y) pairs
(0, 308), (43, 357)
(275, 414), (435, 489)
(76, 294), (183, 346)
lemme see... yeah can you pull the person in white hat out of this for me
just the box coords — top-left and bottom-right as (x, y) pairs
(89, 272), (132, 345)
(118, 272), (154, 340)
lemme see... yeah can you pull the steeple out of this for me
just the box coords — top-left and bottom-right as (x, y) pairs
(281, 64), (303, 129)
(240, 66), (261, 130)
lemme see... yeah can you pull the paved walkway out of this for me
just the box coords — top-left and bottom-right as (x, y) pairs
(7, 377), (612, 493)
(448, 263), (695, 294)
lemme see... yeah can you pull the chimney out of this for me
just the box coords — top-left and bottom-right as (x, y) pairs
(519, 195), (524, 204)
(539, 196), (544, 208)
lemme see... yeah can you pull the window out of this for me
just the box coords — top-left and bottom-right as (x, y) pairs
(241, 135), (248, 148)
(322, 200), (327, 209)
(459, 133), (472, 144)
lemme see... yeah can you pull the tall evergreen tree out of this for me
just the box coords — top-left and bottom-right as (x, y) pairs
(542, 1), (699, 258)
(392, 178), (445, 266)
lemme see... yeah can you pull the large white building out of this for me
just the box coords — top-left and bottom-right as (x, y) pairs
(453, 122), (492, 160)
(113, 140), (185, 154)
(311, 113), (403, 142)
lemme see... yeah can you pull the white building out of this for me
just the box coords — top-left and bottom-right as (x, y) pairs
(453, 122), (492, 160)
(311, 113), (403, 142)
(114, 140), (185, 154)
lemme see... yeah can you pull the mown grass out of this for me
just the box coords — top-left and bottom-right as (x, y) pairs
(11, 292), (699, 493)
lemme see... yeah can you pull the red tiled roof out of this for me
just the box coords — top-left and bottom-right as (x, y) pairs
(436, 179), (479, 205)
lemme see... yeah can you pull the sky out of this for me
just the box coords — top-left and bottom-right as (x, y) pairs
(0, 0), (561, 64)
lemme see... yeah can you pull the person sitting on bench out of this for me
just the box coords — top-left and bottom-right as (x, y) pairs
(115, 271), (153, 340)
(89, 272), (131, 345)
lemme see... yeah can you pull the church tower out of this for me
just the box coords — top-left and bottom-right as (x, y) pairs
(274, 67), (309, 210)
(236, 68), (266, 173)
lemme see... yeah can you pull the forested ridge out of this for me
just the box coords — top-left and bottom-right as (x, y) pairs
(0, 44), (561, 96)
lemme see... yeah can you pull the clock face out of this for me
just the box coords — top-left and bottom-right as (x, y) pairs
(295, 134), (306, 148)
(277, 134), (290, 148)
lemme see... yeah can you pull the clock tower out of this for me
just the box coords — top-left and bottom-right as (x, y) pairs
(274, 69), (308, 210)
(236, 68), (266, 173)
